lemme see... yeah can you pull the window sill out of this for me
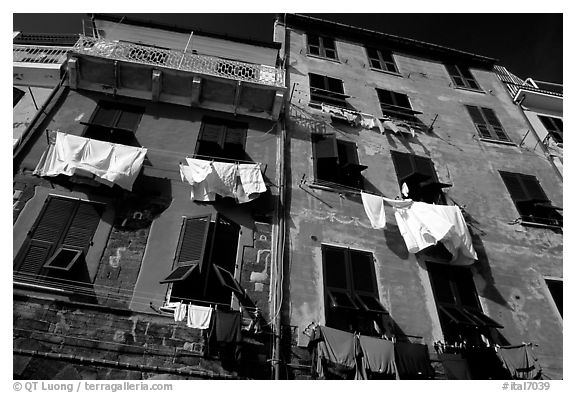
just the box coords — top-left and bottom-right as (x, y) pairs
(306, 53), (341, 63)
(453, 86), (485, 94)
(478, 137), (516, 147)
(369, 67), (403, 78)
(519, 219), (562, 231)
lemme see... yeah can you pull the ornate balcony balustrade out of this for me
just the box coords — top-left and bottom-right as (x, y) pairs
(13, 45), (71, 65)
(72, 35), (284, 88)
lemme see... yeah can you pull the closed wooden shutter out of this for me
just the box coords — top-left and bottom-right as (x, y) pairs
(14, 196), (101, 277)
(176, 215), (211, 268)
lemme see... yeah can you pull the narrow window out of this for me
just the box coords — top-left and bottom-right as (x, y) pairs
(537, 115), (563, 144)
(500, 171), (562, 227)
(162, 213), (243, 307)
(366, 47), (398, 73)
(84, 101), (143, 146)
(322, 245), (386, 336)
(312, 133), (366, 189)
(309, 73), (348, 107)
(195, 117), (247, 162)
(390, 151), (449, 204)
(465, 105), (511, 142)
(13, 196), (103, 282)
(446, 64), (480, 90)
(306, 33), (338, 60)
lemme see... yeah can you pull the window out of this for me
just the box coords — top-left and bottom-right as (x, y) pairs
(376, 88), (421, 120)
(195, 117), (247, 162)
(309, 73), (348, 107)
(161, 213), (244, 307)
(366, 47), (398, 73)
(465, 105), (511, 142)
(390, 151), (449, 204)
(13, 87), (25, 107)
(83, 101), (143, 146)
(312, 133), (367, 189)
(538, 115), (563, 144)
(306, 33), (338, 60)
(446, 64), (480, 90)
(322, 245), (387, 335)
(545, 279), (562, 318)
(427, 263), (502, 345)
(13, 195), (103, 282)
(499, 171), (562, 227)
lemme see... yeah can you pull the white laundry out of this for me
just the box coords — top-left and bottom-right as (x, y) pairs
(402, 182), (410, 197)
(361, 192), (387, 229)
(174, 302), (187, 322)
(236, 163), (267, 203)
(392, 202), (477, 264)
(383, 120), (401, 134)
(186, 304), (213, 330)
(184, 158), (213, 183)
(179, 164), (216, 202)
(34, 132), (147, 191)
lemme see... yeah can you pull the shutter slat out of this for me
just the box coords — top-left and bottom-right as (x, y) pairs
(31, 198), (76, 243)
(17, 240), (53, 276)
(177, 216), (211, 269)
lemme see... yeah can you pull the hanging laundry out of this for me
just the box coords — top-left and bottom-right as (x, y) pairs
(360, 192), (387, 229)
(208, 309), (243, 361)
(186, 304), (213, 330)
(359, 114), (385, 134)
(309, 325), (357, 379)
(402, 182), (410, 197)
(496, 344), (542, 380)
(394, 342), (434, 379)
(173, 302), (187, 322)
(383, 120), (401, 134)
(34, 132), (147, 191)
(179, 164), (216, 202)
(439, 353), (472, 380)
(236, 163), (267, 203)
(392, 202), (477, 264)
(358, 335), (398, 379)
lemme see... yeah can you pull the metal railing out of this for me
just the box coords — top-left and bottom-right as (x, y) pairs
(71, 35), (285, 88)
(13, 44), (71, 65)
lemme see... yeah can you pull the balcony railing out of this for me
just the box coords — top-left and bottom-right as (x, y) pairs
(13, 45), (71, 65)
(71, 35), (285, 88)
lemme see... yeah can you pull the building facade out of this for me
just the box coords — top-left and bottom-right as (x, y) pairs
(274, 14), (562, 379)
(13, 15), (285, 380)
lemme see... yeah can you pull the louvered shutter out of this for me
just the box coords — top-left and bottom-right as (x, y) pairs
(224, 126), (247, 161)
(481, 108), (510, 142)
(14, 197), (76, 276)
(176, 215), (211, 269)
(61, 202), (102, 251)
(500, 172), (529, 202)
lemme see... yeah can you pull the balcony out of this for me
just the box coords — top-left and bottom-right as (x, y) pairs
(67, 36), (286, 120)
(13, 44), (72, 87)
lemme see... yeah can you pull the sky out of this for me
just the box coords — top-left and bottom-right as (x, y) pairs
(12, 13), (563, 84)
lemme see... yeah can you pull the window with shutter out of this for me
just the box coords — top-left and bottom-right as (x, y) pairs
(306, 33), (338, 60)
(538, 115), (563, 144)
(83, 101), (143, 146)
(446, 64), (480, 90)
(366, 47), (398, 73)
(14, 196), (103, 282)
(308, 73), (348, 107)
(465, 105), (512, 142)
(390, 151), (448, 204)
(312, 134), (366, 189)
(427, 263), (502, 346)
(322, 245), (386, 336)
(545, 279), (562, 318)
(500, 171), (562, 227)
(195, 117), (247, 162)
(164, 213), (243, 307)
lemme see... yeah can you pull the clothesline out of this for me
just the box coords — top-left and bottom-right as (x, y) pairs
(304, 176), (402, 201)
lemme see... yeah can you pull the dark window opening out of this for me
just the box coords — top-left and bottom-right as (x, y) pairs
(312, 133), (366, 189)
(13, 87), (25, 107)
(538, 115), (563, 144)
(13, 196), (103, 285)
(446, 64), (480, 90)
(83, 101), (143, 146)
(500, 171), (562, 227)
(366, 47), (398, 73)
(306, 33), (338, 60)
(427, 263), (502, 346)
(390, 151), (449, 204)
(465, 105), (511, 142)
(545, 279), (562, 318)
(309, 73), (348, 107)
(162, 213), (242, 308)
(322, 245), (387, 336)
(195, 117), (247, 162)
(375, 88), (423, 127)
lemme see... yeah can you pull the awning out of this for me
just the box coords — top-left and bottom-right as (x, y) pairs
(33, 132), (147, 191)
